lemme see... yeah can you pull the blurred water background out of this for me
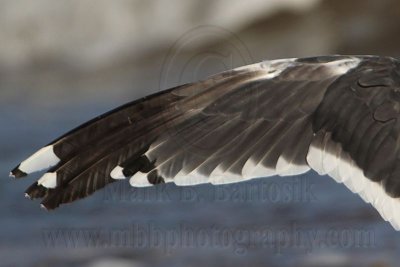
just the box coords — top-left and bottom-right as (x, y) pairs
(1, 0), (400, 266)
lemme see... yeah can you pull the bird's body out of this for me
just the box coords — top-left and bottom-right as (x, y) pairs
(10, 55), (400, 230)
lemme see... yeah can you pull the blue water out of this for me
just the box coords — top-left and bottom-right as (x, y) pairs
(1, 98), (399, 267)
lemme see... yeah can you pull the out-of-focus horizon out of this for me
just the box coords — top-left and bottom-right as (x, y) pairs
(2, 0), (400, 105)
(2, 0), (400, 266)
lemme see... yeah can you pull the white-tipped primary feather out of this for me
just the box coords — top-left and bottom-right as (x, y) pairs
(173, 171), (210, 186)
(110, 166), (126, 179)
(18, 145), (60, 175)
(129, 172), (152, 187)
(37, 172), (57, 189)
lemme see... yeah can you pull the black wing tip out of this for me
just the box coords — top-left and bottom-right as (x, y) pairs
(40, 192), (62, 211)
(24, 182), (59, 210)
(25, 182), (48, 200)
(40, 195), (59, 211)
(10, 165), (27, 178)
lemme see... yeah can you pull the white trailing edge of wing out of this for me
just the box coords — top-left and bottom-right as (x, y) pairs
(306, 135), (400, 231)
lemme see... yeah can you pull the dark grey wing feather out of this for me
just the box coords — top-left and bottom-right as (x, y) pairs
(312, 57), (400, 191)
(306, 56), (400, 229)
(16, 55), (400, 229)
